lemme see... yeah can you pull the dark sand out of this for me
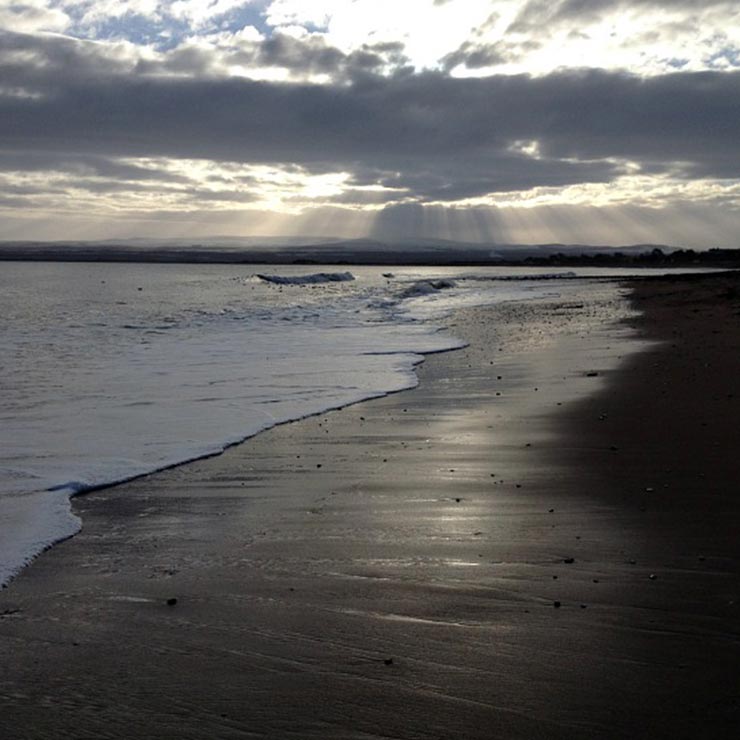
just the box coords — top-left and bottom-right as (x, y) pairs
(1, 274), (739, 739)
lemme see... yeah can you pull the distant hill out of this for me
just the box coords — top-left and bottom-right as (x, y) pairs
(0, 237), (737, 267)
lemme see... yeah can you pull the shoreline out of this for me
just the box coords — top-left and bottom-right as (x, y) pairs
(0, 343), (464, 591)
(2, 274), (739, 738)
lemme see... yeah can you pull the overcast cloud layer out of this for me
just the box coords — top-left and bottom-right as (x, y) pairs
(1, 0), (739, 246)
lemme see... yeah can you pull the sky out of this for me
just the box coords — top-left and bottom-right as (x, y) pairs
(1, 0), (739, 246)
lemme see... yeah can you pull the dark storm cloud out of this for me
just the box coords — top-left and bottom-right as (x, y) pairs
(0, 182), (66, 196)
(363, 152), (625, 201)
(0, 29), (409, 88)
(0, 150), (189, 182)
(0, 29), (132, 83)
(1, 29), (739, 202)
(134, 32), (410, 80)
(514, 0), (737, 27)
(441, 40), (506, 70)
(238, 35), (409, 78)
(441, 38), (542, 71)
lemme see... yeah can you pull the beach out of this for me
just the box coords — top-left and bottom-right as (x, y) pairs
(1, 272), (739, 739)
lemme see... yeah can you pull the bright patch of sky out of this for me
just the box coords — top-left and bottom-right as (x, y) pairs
(43, 1), (272, 45)
(2, 1), (735, 76)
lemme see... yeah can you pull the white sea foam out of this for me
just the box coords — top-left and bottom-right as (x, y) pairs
(256, 271), (355, 284)
(399, 279), (456, 298)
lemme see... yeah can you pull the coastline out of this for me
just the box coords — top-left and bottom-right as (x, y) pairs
(1, 274), (739, 738)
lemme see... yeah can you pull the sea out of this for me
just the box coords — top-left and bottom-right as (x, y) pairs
(0, 262), (710, 586)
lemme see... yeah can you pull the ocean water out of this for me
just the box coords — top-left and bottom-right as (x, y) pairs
(0, 262), (709, 585)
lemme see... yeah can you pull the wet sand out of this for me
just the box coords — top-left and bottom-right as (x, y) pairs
(1, 274), (739, 739)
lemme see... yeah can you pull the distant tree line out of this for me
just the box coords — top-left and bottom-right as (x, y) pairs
(520, 248), (740, 268)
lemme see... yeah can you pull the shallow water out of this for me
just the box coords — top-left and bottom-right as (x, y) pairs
(0, 262), (711, 584)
